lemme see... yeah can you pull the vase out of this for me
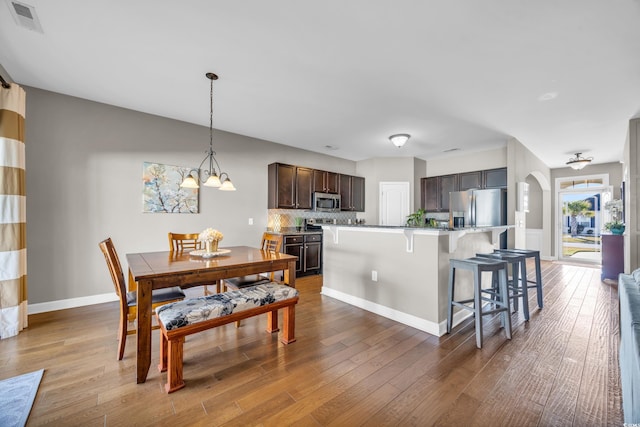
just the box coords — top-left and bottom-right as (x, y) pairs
(610, 224), (625, 235)
(205, 240), (219, 253)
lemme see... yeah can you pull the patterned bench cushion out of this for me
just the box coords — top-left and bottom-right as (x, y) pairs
(155, 282), (298, 331)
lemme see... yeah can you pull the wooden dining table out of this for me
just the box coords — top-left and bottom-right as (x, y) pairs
(126, 245), (297, 384)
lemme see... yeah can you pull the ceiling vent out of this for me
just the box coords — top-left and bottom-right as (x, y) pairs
(6, 0), (43, 33)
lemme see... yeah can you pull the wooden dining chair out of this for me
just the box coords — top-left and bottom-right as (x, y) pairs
(168, 232), (219, 295)
(99, 237), (186, 360)
(223, 232), (284, 291)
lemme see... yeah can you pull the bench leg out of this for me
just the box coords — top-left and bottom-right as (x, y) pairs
(158, 331), (168, 373)
(266, 310), (279, 333)
(281, 305), (296, 344)
(165, 336), (186, 393)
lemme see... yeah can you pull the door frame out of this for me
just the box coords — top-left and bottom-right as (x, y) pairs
(555, 173), (609, 263)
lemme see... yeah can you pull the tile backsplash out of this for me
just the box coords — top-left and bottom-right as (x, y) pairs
(268, 209), (357, 230)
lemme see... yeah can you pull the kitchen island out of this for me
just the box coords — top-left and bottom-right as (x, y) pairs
(321, 224), (511, 336)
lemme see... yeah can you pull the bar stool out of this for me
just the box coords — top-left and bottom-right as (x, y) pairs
(494, 248), (543, 309)
(447, 257), (512, 348)
(476, 252), (529, 321)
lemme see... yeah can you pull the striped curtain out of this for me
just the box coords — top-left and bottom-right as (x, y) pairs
(0, 83), (27, 339)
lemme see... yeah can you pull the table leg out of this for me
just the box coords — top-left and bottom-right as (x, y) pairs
(136, 278), (153, 383)
(284, 259), (296, 288)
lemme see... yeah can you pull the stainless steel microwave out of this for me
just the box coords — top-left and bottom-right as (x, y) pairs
(313, 192), (341, 212)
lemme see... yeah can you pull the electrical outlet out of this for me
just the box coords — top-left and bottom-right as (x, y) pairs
(248, 218), (253, 225)
(371, 270), (378, 282)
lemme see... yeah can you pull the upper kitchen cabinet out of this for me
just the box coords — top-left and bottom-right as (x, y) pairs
(313, 169), (339, 194)
(483, 167), (508, 189)
(268, 163), (313, 209)
(439, 174), (458, 213)
(421, 175), (458, 212)
(421, 167), (506, 212)
(340, 174), (365, 212)
(459, 171), (482, 191)
(421, 177), (438, 211)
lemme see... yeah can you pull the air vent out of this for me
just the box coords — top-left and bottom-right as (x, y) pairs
(6, 0), (43, 33)
(443, 148), (461, 153)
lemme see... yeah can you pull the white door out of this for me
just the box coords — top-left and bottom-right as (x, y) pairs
(380, 182), (410, 226)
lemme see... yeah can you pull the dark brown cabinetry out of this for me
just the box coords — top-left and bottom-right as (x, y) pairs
(421, 177), (439, 211)
(269, 163), (362, 210)
(483, 167), (508, 189)
(439, 174), (458, 214)
(459, 171), (482, 191)
(420, 174), (458, 212)
(283, 233), (322, 276)
(295, 167), (313, 210)
(601, 234), (624, 281)
(421, 167), (506, 212)
(313, 170), (339, 194)
(268, 163), (313, 209)
(340, 174), (365, 212)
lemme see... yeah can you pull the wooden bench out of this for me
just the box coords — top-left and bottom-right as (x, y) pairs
(155, 282), (299, 393)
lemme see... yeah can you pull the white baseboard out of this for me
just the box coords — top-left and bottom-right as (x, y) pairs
(28, 293), (118, 315)
(320, 287), (471, 337)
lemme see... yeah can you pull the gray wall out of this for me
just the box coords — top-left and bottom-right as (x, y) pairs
(24, 86), (356, 304)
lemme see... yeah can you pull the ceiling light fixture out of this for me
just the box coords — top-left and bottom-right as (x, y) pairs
(181, 72), (235, 191)
(566, 152), (593, 170)
(389, 133), (410, 148)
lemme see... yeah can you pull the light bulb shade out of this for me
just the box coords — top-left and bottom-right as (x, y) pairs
(389, 133), (410, 148)
(180, 175), (199, 188)
(203, 174), (222, 187)
(566, 153), (592, 170)
(569, 161), (588, 170)
(219, 177), (236, 191)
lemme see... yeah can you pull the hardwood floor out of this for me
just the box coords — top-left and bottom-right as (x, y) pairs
(0, 260), (622, 426)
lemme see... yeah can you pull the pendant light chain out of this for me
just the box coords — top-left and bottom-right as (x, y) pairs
(209, 74), (214, 156)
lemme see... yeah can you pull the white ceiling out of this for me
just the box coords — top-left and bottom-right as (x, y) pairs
(2, 0), (640, 168)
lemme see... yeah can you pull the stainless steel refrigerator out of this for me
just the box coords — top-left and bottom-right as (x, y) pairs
(449, 188), (508, 246)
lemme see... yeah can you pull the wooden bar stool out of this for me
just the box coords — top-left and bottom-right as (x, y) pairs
(477, 252), (529, 321)
(494, 248), (543, 309)
(447, 256), (512, 348)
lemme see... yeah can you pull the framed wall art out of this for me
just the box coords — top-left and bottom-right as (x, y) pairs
(142, 162), (198, 213)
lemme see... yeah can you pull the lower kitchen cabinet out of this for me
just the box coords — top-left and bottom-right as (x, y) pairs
(283, 233), (322, 276)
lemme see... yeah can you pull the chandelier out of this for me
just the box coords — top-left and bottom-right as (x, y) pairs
(566, 152), (593, 170)
(180, 72), (236, 191)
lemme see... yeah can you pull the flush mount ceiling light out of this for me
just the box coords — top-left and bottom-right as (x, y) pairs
(566, 152), (593, 170)
(181, 72), (235, 191)
(389, 133), (410, 148)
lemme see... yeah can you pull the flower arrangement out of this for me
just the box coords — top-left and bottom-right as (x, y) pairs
(198, 228), (224, 243)
(604, 199), (624, 233)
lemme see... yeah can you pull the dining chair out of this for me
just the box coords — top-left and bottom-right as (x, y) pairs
(168, 232), (219, 295)
(223, 232), (284, 291)
(223, 232), (284, 327)
(99, 237), (186, 360)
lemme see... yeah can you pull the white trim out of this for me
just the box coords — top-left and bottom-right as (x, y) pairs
(321, 286), (471, 337)
(28, 293), (118, 315)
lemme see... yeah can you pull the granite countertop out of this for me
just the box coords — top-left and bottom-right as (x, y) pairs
(321, 223), (513, 232)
